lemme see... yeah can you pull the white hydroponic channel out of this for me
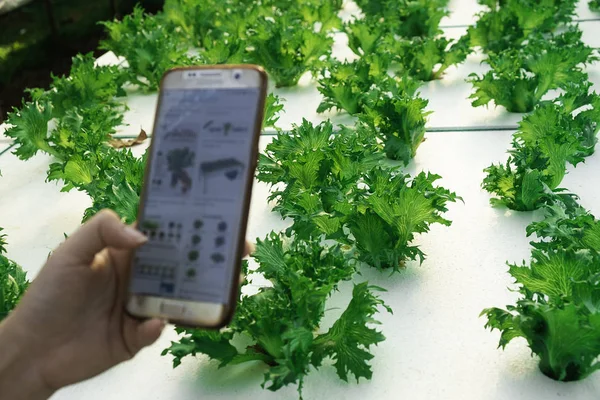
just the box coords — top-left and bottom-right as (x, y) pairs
(1, 1), (600, 399)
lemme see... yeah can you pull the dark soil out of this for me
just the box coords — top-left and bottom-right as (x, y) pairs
(0, 0), (164, 123)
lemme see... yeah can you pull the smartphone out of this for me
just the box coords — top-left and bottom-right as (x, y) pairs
(126, 65), (267, 328)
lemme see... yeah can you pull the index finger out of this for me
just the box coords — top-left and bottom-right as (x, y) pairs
(52, 209), (147, 266)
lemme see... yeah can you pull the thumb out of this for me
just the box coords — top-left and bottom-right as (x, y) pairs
(53, 209), (147, 266)
(123, 318), (166, 358)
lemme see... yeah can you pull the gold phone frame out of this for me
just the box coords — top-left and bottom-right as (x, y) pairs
(126, 65), (268, 329)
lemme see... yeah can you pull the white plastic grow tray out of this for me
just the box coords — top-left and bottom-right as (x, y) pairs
(1, 1), (600, 399)
(90, 20), (600, 139)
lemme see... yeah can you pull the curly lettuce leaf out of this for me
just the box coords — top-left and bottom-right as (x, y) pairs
(49, 53), (127, 118)
(162, 233), (375, 396)
(4, 99), (55, 160)
(317, 56), (391, 115)
(468, 0), (577, 52)
(354, 0), (449, 38)
(390, 34), (471, 81)
(263, 93), (285, 130)
(344, 17), (387, 57)
(360, 80), (431, 163)
(248, 14), (332, 87)
(100, 6), (194, 91)
(468, 27), (596, 113)
(483, 300), (600, 381)
(0, 229), (29, 321)
(312, 283), (391, 382)
(509, 250), (592, 300)
(483, 204), (600, 382)
(526, 196), (600, 254)
(258, 120), (459, 270)
(482, 86), (600, 210)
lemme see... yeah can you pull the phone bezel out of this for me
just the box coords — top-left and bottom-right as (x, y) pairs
(126, 65), (268, 329)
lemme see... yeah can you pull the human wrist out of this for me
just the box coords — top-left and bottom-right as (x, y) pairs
(0, 316), (55, 400)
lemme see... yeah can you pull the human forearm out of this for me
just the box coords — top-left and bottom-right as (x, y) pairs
(0, 316), (55, 400)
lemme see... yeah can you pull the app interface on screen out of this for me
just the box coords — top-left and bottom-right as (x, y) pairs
(130, 86), (260, 303)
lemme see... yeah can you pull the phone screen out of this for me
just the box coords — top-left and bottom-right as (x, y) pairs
(130, 84), (261, 304)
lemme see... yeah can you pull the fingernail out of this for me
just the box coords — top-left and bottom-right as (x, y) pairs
(124, 226), (148, 244)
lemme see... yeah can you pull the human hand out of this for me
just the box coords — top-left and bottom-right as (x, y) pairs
(0, 209), (254, 399)
(0, 210), (164, 399)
